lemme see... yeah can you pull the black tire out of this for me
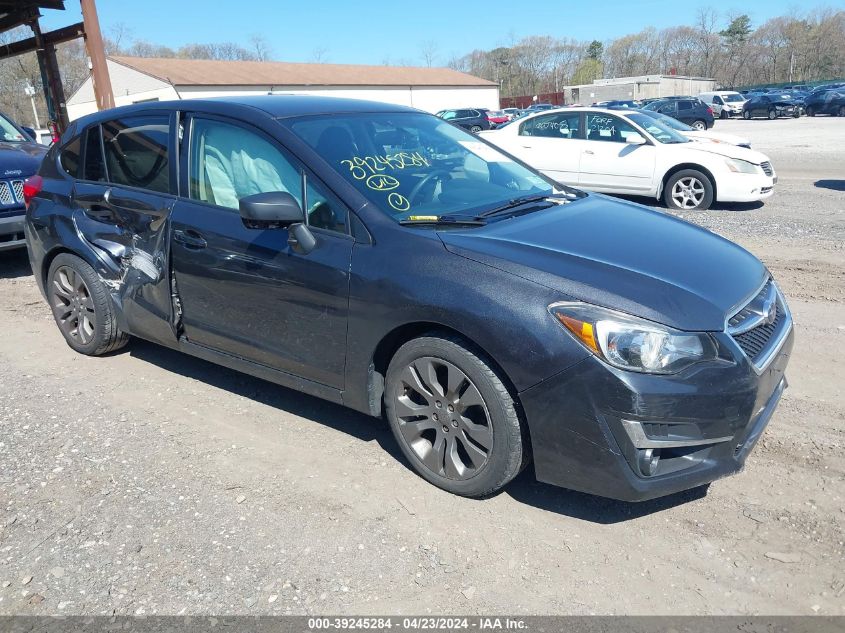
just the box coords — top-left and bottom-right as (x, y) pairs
(742, 109), (751, 120)
(47, 253), (129, 356)
(768, 108), (778, 120)
(839, 105), (845, 117)
(806, 106), (815, 117)
(720, 110), (728, 120)
(384, 334), (526, 497)
(663, 168), (714, 211)
(469, 125), (482, 133)
(691, 119), (707, 131)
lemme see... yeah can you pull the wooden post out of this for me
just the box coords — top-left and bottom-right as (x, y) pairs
(80, 0), (114, 111)
(30, 19), (69, 132)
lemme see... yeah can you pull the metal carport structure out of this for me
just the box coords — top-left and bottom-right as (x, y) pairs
(0, 0), (112, 133)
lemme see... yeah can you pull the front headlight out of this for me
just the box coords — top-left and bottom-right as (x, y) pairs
(725, 158), (761, 174)
(550, 302), (718, 374)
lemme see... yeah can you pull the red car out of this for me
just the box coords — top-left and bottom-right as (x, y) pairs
(485, 109), (510, 127)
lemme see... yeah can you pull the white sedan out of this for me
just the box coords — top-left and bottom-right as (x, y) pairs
(481, 107), (775, 210)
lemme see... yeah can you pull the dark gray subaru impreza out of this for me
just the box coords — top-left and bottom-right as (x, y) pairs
(24, 96), (793, 501)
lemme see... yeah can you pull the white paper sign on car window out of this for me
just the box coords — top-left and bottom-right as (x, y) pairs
(458, 140), (514, 163)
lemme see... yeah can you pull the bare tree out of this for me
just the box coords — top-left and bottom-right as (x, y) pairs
(249, 34), (273, 61)
(420, 40), (439, 68)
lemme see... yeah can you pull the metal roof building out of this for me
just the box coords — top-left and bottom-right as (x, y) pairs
(66, 56), (500, 120)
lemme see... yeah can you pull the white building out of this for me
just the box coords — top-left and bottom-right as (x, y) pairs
(562, 75), (717, 104)
(66, 56), (500, 120)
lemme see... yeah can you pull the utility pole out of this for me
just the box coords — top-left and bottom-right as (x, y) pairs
(80, 0), (114, 111)
(24, 85), (40, 128)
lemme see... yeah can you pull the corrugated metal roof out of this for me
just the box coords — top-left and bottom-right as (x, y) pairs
(110, 56), (496, 88)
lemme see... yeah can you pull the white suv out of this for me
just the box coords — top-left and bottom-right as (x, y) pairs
(482, 107), (775, 211)
(699, 91), (747, 119)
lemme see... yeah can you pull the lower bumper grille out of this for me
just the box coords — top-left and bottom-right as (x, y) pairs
(0, 179), (24, 207)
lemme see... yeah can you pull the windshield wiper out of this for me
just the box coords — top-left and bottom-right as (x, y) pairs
(398, 215), (487, 227)
(477, 194), (564, 219)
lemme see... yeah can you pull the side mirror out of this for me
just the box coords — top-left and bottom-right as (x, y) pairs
(239, 191), (303, 226)
(21, 126), (37, 141)
(625, 133), (647, 145)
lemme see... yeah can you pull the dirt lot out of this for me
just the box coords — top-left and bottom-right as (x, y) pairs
(0, 116), (843, 616)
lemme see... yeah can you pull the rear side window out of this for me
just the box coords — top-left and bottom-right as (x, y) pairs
(678, 101), (693, 111)
(101, 115), (171, 194)
(59, 136), (81, 177)
(520, 112), (580, 138)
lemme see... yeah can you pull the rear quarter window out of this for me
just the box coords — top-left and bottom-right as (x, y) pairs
(59, 135), (82, 178)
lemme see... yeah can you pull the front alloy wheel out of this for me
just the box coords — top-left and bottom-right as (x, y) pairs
(393, 357), (493, 480)
(742, 109), (751, 120)
(768, 109), (778, 120)
(664, 169), (714, 211)
(384, 335), (527, 497)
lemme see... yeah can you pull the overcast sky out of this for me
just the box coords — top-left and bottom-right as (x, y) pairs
(41, 0), (809, 66)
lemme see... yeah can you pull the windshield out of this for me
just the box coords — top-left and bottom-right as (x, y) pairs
(626, 112), (690, 144)
(288, 112), (566, 222)
(0, 113), (26, 143)
(723, 94), (745, 103)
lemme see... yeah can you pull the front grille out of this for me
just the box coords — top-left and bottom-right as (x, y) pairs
(0, 179), (24, 207)
(728, 279), (790, 370)
(732, 303), (785, 361)
(760, 162), (773, 176)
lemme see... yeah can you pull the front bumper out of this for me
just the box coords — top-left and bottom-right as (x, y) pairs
(519, 325), (793, 502)
(0, 212), (26, 252)
(718, 172), (777, 203)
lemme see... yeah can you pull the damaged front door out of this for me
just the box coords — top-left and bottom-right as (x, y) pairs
(71, 113), (178, 346)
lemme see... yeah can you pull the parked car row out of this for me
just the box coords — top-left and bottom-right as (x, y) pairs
(17, 95), (793, 502)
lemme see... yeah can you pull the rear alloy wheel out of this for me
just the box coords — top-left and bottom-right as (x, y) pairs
(48, 253), (129, 356)
(742, 109), (751, 120)
(470, 125), (482, 133)
(384, 335), (526, 497)
(691, 119), (707, 131)
(664, 169), (714, 211)
(768, 109), (778, 120)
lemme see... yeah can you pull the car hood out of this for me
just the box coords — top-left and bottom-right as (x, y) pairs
(439, 194), (766, 331)
(682, 130), (751, 148)
(0, 141), (47, 177)
(671, 140), (770, 164)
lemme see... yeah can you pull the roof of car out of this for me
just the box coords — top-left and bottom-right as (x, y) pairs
(71, 94), (423, 127)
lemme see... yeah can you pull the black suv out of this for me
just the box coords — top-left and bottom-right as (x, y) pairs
(0, 110), (47, 251)
(25, 96), (793, 501)
(804, 90), (845, 117)
(642, 98), (715, 130)
(435, 108), (491, 133)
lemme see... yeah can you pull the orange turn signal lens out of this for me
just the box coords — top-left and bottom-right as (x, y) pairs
(555, 313), (600, 354)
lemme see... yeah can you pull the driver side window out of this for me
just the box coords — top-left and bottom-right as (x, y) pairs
(101, 115), (171, 194)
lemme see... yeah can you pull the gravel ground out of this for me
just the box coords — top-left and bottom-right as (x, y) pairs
(0, 116), (843, 616)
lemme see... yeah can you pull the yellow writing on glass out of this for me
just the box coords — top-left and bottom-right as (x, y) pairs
(366, 174), (400, 192)
(387, 193), (411, 212)
(341, 152), (431, 180)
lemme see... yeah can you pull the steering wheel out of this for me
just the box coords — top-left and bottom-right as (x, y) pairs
(408, 170), (451, 205)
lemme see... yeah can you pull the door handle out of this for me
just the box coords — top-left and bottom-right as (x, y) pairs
(583, 150), (595, 155)
(173, 229), (207, 250)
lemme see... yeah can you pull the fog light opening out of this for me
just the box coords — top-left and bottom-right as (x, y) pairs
(638, 448), (661, 476)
